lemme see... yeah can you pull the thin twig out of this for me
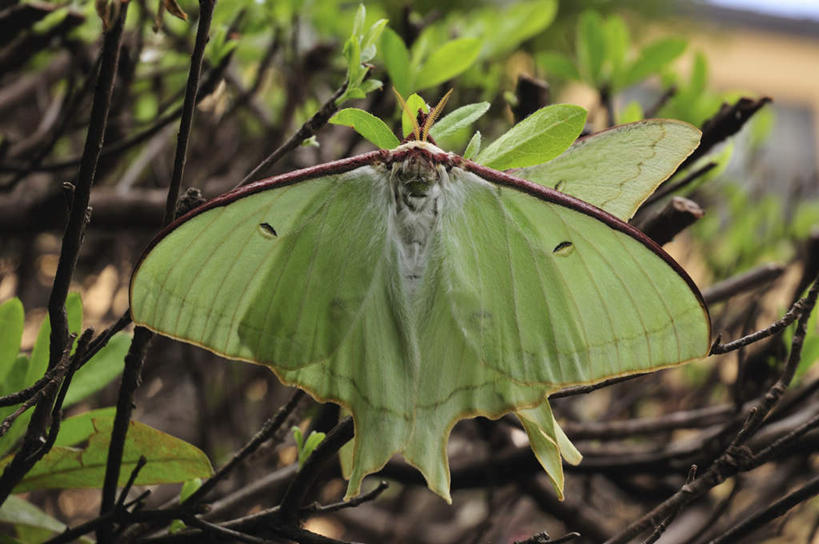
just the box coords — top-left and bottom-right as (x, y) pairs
(551, 372), (649, 399)
(185, 388), (305, 505)
(236, 83), (347, 188)
(707, 473), (819, 544)
(703, 263), (786, 305)
(116, 455), (147, 509)
(278, 416), (355, 521)
(0, 53), (233, 175)
(184, 516), (271, 544)
(711, 287), (816, 354)
(307, 481), (389, 514)
(642, 161), (716, 207)
(163, 0), (216, 223)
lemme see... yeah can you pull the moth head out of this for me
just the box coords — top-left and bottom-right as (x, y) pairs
(392, 150), (442, 197)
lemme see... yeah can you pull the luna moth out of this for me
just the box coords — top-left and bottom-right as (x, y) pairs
(130, 99), (711, 503)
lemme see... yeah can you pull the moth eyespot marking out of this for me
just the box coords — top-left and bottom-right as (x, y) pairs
(554, 180), (565, 191)
(553, 241), (574, 256)
(258, 222), (278, 238)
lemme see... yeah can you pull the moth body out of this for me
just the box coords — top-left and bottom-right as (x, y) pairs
(389, 148), (446, 285)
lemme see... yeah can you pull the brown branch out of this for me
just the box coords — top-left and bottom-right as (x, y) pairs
(703, 263), (786, 305)
(679, 97), (772, 172)
(97, 325), (152, 542)
(638, 196), (703, 246)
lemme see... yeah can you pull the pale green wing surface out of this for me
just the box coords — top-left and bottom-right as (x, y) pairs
(426, 166), (710, 387)
(132, 165), (418, 500)
(131, 168), (402, 372)
(511, 120), (701, 220)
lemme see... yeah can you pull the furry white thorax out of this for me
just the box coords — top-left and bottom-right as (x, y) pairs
(388, 143), (449, 286)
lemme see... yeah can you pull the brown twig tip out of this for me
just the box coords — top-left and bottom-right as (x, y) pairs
(638, 196), (703, 246)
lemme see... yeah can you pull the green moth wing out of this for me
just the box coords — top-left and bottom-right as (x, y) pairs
(130, 141), (710, 502)
(510, 119), (701, 220)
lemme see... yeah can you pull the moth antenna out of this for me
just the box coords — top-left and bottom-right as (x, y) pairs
(422, 89), (453, 142)
(393, 87), (421, 141)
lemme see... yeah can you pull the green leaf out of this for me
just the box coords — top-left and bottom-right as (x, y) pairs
(401, 93), (428, 137)
(180, 477), (203, 502)
(381, 27), (412, 97)
(622, 38), (687, 87)
(2, 416), (213, 492)
(489, 0), (557, 56)
(463, 131), (481, 159)
(0, 495), (94, 543)
(299, 431), (325, 468)
(604, 15), (629, 85)
(536, 51), (580, 81)
(428, 102), (490, 142)
(330, 108), (400, 150)
(576, 10), (606, 85)
(361, 19), (388, 63)
(475, 104), (587, 170)
(54, 407), (116, 447)
(0, 298), (24, 383)
(414, 38), (482, 91)
(0, 356), (30, 456)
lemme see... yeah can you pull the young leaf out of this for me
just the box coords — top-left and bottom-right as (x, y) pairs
(381, 28), (412, 97)
(428, 102), (490, 142)
(622, 37), (687, 87)
(463, 131), (481, 159)
(475, 104), (587, 170)
(414, 38), (482, 91)
(330, 108), (400, 150)
(1, 416), (213, 492)
(0, 298), (24, 383)
(576, 10), (606, 86)
(401, 93), (428, 138)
